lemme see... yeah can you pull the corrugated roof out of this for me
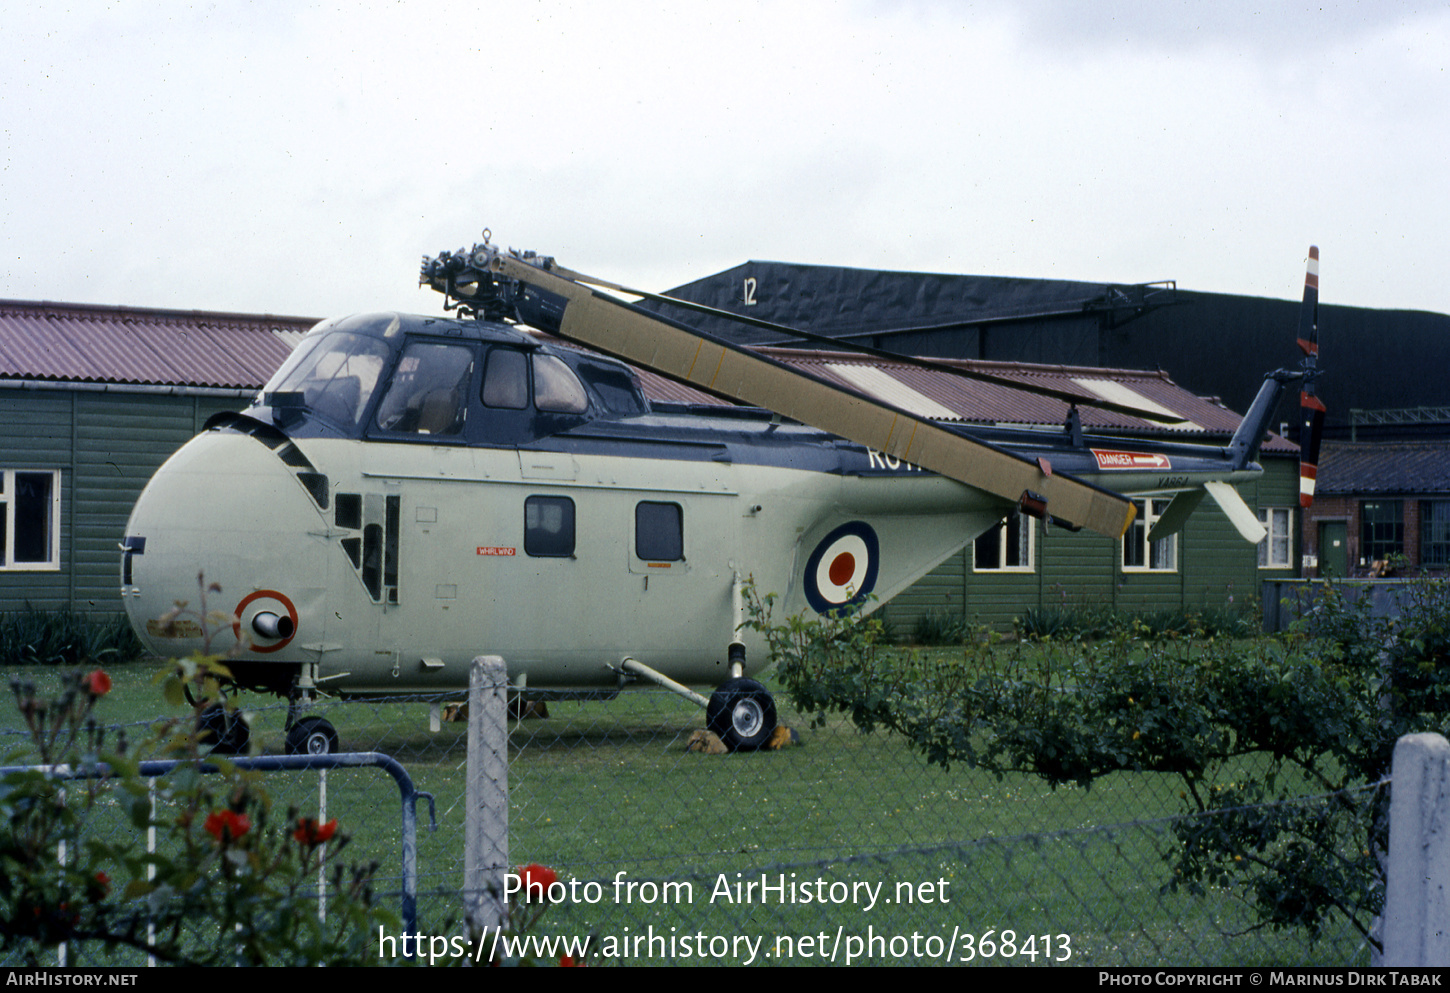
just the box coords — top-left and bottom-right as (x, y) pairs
(0, 300), (315, 389)
(1, 299), (1291, 453)
(631, 343), (1294, 451)
(1318, 441), (1450, 495)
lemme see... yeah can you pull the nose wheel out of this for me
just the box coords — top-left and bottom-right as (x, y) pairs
(197, 703), (251, 756)
(285, 715), (339, 755)
(706, 677), (777, 752)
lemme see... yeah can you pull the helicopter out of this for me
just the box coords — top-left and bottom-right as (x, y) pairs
(119, 237), (1324, 754)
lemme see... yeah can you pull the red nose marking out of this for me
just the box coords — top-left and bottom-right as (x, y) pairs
(829, 552), (856, 587)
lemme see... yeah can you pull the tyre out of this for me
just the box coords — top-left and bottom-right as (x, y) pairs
(196, 703), (250, 755)
(706, 677), (777, 752)
(285, 716), (339, 756)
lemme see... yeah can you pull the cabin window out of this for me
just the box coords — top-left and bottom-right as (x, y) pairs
(1360, 500), (1403, 565)
(1257, 507), (1293, 569)
(636, 502), (683, 561)
(482, 348), (529, 409)
(1422, 501), (1450, 569)
(384, 494), (400, 600)
(533, 354), (589, 414)
(374, 341), (474, 436)
(0, 470), (60, 571)
(1123, 498), (1176, 572)
(335, 493), (362, 531)
(362, 524), (383, 600)
(525, 496), (575, 557)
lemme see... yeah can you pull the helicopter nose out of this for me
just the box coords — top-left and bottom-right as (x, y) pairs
(122, 429), (330, 659)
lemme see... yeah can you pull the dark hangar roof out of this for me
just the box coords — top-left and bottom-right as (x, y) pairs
(643, 259), (1450, 435)
(643, 260), (1158, 348)
(1318, 441), (1450, 496)
(0, 299), (314, 389)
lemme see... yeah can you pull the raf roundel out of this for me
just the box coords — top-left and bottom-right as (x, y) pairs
(803, 522), (880, 614)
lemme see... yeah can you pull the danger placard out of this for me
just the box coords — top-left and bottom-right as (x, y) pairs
(1091, 450), (1171, 471)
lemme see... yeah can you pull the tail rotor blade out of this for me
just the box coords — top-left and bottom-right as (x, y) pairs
(1297, 246), (1324, 508)
(1297, 245), (1320, 359)
(1299, 392), (1325, 508)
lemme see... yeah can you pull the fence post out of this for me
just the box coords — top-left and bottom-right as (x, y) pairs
(1384, 732), (1450, 966)
(464, 656), (509, 939)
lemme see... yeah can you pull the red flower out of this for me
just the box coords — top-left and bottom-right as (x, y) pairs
(293, 817), (339, 847)
(90, 871), (110, 897)
(82, 670), (111, 697)
(204, 809), (251, 843)
(559, 955), (581, 967)
(518, 863), (558, 903)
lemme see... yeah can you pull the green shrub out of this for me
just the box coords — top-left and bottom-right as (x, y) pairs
(1015, 600), (1258, 642)
(911, 608), (975, 646)
(748, 577), (1450, 953)
(0, 608), (146, 667)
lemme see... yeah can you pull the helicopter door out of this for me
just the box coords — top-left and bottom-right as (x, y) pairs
(624, 494), (739, 676)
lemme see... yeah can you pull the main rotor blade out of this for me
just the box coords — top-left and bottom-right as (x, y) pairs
(492, 253), (1137, 539)
(549, 263), (1186, 426)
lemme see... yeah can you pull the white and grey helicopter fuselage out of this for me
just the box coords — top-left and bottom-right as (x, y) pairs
(121, 243), (1309, 753)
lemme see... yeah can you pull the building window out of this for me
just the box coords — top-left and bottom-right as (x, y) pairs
(1, 470), (61, 571)
(1422, 501), (1450, 569)
(974, 512), (1034, 572)
(1258, 508), (1293, 569)
(635, 502), (683, 561)
(524, 496), (575, 557)
(1360, 500), (1403, 565)
(1123, 498), (1176, 572)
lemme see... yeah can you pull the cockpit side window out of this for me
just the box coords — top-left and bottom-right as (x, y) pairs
(577, 359), (648, 417)
(533, 353), (589, 414)
(266, 332), (391, 433)
(481, 347), (529, 409)
(374, 341), (475, 437)
(474, 344), (594, 445)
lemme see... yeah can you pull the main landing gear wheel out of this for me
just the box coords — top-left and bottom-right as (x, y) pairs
(706, 677), (777, 752)
(197, 704), (250, 756)
(285, 716), (339, 756)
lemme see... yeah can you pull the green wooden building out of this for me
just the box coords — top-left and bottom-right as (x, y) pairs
(0, 300), (311, 614)
(879, 455), (1301, 635)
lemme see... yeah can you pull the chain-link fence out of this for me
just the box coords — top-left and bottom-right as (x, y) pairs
(3, 679), (1379, 966)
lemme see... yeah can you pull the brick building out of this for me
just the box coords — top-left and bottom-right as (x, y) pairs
(1304, 440), (1450, 577)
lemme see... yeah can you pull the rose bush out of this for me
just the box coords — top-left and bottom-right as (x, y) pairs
(0, 659), (398, 965)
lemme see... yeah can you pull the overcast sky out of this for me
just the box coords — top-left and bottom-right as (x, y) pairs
(3, 1), (1445, 323)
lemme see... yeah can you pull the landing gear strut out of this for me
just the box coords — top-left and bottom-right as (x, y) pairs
(618, 641), (780, 753)
(285, 665), (339, 755)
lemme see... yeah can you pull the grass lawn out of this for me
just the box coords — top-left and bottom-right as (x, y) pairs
(1, 653), (1374, 967)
